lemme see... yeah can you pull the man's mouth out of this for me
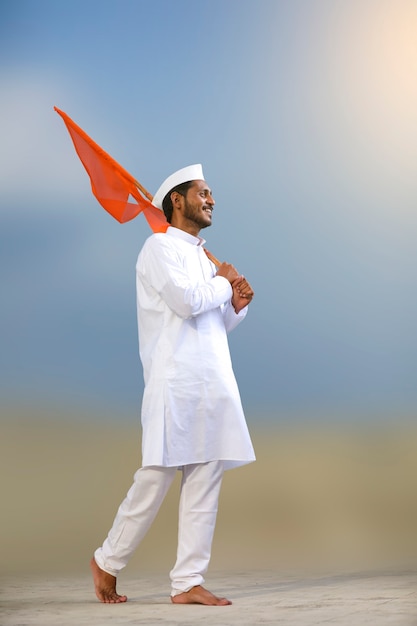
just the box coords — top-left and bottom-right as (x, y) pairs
(203, 207), (213, 215)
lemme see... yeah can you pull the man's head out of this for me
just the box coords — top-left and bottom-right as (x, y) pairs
(161, 180), (195, 223)
(153, 164), (215, 235)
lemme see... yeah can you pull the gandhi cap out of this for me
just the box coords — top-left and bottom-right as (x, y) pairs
(152, 164), (204, 209)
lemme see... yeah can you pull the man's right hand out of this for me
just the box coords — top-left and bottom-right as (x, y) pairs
(216, 262), (240, 284)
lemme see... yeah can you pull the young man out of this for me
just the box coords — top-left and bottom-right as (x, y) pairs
(91, 164), (255, 606)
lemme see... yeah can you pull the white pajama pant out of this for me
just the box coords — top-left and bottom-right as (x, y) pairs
(94, 460), (224, 595)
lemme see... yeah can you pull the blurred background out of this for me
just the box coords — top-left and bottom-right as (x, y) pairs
(1, 0), (417, 577)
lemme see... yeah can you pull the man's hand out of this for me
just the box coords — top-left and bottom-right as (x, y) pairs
(216, 262), (240, 284)
(231, 276), (254, 313)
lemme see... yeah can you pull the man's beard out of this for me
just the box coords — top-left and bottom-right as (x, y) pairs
(183, 199), (212, 230)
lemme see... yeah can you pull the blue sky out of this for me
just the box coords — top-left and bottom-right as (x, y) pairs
(1, 0), (416, 422)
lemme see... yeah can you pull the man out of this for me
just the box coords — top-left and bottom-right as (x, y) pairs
(91, 164), (255, 606)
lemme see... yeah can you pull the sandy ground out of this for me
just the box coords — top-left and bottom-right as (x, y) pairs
(2, 569), (417, 625)
(2, 411), (417, 624)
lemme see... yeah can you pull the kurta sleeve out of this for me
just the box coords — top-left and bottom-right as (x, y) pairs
(138, 235), (233, 318)
(222, 300), (248, 332)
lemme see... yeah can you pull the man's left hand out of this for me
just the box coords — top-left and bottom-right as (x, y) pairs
(231, 276), (254, 313)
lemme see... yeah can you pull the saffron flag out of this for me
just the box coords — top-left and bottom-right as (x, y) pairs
(55, 107), (220, 265)
(54, 107), (168, 232)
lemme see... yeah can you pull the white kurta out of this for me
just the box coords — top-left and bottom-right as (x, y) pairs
(136, 226), (255, 470)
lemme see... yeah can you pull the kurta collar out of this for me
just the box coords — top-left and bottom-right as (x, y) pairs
(166, 226), (206, 248)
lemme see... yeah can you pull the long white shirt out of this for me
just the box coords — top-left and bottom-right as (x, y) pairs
(136, 226), (255, 470)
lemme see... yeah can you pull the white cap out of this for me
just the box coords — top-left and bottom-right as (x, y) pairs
(152, 164), (204, 209)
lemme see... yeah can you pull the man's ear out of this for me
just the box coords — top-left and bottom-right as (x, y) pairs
(171, 191), (183, 210)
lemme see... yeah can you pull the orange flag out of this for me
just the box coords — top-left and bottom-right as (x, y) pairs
(54, 107), (168, 232)
(55, 107), (220, 265)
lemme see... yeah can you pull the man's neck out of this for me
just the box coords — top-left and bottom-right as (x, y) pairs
(170, 217), (201, 237)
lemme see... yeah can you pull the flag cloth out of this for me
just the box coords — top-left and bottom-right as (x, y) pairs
(54, 107), (168, 231)
(55, 107), (220, 264)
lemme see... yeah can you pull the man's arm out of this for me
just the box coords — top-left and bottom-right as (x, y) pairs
(138, 239), (234, 318)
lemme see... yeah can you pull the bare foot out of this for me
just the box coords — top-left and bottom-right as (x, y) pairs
(90, 557), (127, 603)
(171, 585), (232, 606)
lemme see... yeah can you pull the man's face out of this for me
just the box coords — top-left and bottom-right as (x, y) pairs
(182, 180), (215, 230)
